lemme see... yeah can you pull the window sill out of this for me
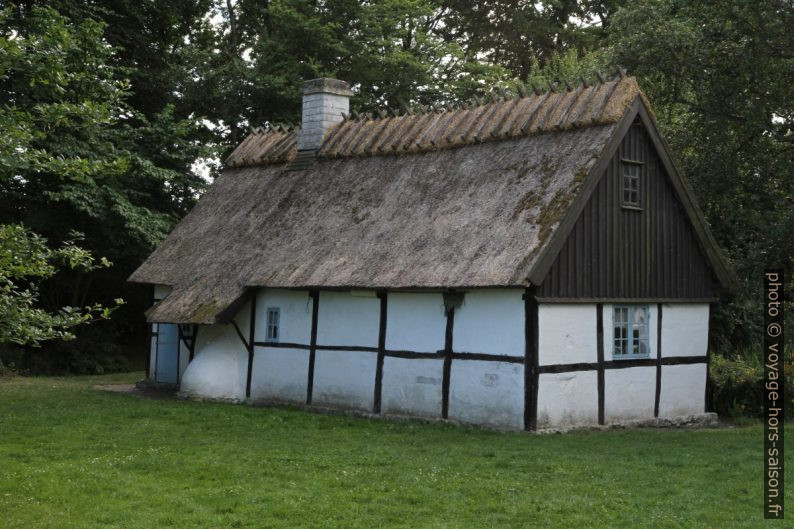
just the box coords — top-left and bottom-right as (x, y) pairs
(612, 355), (650, 360)
(621, 205), (643, 212)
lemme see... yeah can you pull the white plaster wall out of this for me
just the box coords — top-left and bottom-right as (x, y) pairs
(179, 301), (251, 401)
(604, 366), (656, 421)
(661, 303), (709, 357)
(538, 304), (597, 365)
(385, 293), (445, 352)
(448, 360), (524, 429)
(247, 289), (313, 403)
(250, 346), (309, 403)
(254, 289), (313, 344)
(659, 363), (707, 417)
(602, 304), (659, 360)
(316, 291), (379, 347)
(453, 289), (524, 356)
(312, 349), (376, 410)
(381, 357), (443, 417)
(537, 371), (599, 428)
(153, 284), (172, 301)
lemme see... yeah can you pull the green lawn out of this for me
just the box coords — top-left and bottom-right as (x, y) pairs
(0, 373), (789, 528)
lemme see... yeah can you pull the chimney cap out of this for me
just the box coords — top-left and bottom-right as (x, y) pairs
(303, 78), (352, 97)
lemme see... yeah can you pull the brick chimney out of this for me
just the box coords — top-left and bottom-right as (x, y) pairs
(297, 78), (352, 151)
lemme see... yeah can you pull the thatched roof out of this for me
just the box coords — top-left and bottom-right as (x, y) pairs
(131, 77), (644, 324)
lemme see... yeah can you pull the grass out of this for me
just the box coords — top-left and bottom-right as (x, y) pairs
(0, 373), (790, 528)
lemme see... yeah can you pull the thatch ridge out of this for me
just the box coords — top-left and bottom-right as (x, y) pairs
(224, 75), (644, 167)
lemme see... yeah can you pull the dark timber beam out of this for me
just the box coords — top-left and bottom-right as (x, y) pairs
(654, 304), (663, 417)
(597, 303), (605, 425)
(373, 291), (387, 414)
(231, 320), (248, 350)
(441, 307), (454, 419)
(306, 290), (320, 405)
(188, 324), (199, 363)
(245, 290), (257, 399)
(705, 303), (713, 412)
(524, 287), (539, 431)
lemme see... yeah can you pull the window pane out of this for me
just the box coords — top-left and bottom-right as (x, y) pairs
(266, 308), (279, 341)
(614, 306), (631, 356)
(622, 163), (642, 206)
(632, 306), (649, 357)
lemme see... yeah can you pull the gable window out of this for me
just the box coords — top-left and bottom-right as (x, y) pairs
(266, 308), (280, 342)
(622, 161), (642, 207)
(613, 305), (649, 358)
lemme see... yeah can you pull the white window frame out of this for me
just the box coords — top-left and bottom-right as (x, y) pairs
(266, 307), (280, 342)
(612, 304), (651, 359)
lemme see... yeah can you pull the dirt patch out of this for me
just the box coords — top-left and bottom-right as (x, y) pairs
(93, 383), (177, 400)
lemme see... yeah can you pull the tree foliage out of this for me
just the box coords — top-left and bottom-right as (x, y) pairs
(608, 0), (794, 347)
(0, 225), (122, 346)
(183, 0), (512, 154)
(0, 6), (207, 350)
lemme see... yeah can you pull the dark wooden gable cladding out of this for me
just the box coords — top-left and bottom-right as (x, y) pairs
(537, 118), (718, 300)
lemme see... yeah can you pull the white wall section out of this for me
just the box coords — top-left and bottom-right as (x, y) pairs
(453, 290), (524, 355)
(312, 349), (376, 410)
(381, 357), (443, 417)
(538, 303), (597, 365)
(604, 366), (656, 421)
(179, 300), (250, 401)
(659, 363), (707, 416)
(537, 371), (598, 427)
(255, 289), (313, 344)
(250, 346), (309, 403)
(316, 291), (379, 347)
(153, 284), (172, 301)
(386, 293), (445, 352)
(448, 360), (524, 429)
(661, 303), (709, 357)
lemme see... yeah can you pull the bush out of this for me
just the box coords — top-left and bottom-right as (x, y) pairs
(0, 357), (16, 378)
(709, 347), (793, 419)
(0, 326), (134, 376)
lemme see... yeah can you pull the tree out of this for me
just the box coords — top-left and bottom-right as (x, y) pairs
(185, 0), (511, 157)
(437, 1), (621, 80)
(0, 6), (205, 350)
(608, 0), (794, 348)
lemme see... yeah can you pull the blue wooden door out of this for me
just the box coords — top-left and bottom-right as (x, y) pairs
(156, 323), (179, 384)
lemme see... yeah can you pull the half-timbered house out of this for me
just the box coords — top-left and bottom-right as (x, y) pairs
(130, 74), (732, 430)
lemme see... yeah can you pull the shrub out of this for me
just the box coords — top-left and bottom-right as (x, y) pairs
(709, 347), (793, 419)
(0, 326), (132, 376)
